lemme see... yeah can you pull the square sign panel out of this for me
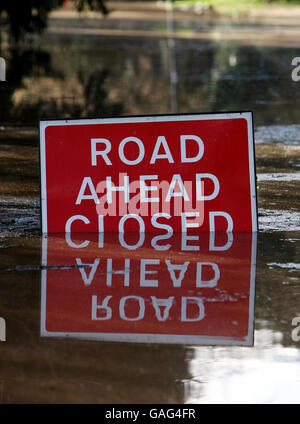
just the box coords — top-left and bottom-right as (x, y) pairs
(39, 112), (257, 233)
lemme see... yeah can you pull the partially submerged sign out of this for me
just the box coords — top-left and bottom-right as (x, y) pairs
(39, 112), (257, 233)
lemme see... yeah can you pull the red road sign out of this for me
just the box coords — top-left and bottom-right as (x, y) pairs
(40, 113), (257, 233)
(40, 232), (256, 345)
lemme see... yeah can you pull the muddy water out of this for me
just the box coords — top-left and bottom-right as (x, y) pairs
(0, 19), (300, 403)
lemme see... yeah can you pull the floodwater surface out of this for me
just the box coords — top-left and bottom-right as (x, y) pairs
(0, 5), (300, 403)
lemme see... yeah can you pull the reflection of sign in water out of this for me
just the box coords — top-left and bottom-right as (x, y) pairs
(40, 113), (257, 233)
(40, 232), (256, 345)
(0, 57), (5, 82)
